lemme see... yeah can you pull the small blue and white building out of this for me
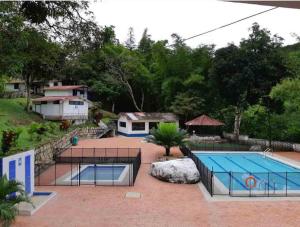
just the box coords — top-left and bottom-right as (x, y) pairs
(0, 150), (35, 196)
(117, 112), (179, 137)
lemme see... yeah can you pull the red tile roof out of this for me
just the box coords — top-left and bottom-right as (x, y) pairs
(185, 115), (224, 126)
(32, 96), (82, 103)
(44, 85), (87, 91)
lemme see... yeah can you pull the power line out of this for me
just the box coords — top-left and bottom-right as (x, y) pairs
(170, 6), (278, 46)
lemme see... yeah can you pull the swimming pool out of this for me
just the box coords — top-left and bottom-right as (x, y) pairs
(55, 164), (131, 186)
(194, 152), (300, 195)
(72, 165), (126, 181)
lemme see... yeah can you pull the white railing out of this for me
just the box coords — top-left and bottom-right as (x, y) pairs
(263, 147), (272, 158)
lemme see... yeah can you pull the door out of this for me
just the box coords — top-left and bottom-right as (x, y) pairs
(9, 160), (16, 180)
(25, 155), (31, 194)
(9, 160), (16, 196)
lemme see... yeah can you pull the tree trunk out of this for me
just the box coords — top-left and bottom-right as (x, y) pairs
(25, 74), (31, 112)
(111, 102), (115, 113)
(233, 107), (242, 141)
(125, 81), (143, 112)
(165, 147), (171, 156)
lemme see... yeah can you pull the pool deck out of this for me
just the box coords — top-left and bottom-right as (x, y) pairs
(15, 137), (300, 227)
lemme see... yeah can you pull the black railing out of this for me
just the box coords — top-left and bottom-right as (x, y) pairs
(180, 145), (300, 197)
(186, 141), (250, 152)
(180, 146), (213, 196)
(35, 148), (141, 186)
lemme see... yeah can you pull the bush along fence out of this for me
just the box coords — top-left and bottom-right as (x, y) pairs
(35, 147), (141, 186)
(223, 132), (296, 151)
(180, 146), (213, 196)
(180, 146), (300, 197)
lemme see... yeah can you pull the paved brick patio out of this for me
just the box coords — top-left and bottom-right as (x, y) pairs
(15, 137), (300, 227)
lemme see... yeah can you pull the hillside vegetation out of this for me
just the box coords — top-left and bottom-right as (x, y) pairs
(0, 98), (61, 153)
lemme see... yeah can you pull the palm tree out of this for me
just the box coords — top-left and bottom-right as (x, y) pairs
(0, 175), (31, 227)
(147, 122), (188, 156)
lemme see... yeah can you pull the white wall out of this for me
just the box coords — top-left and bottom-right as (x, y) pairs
(48, 81), (62, 87)
(62, 100), (88, 119)
(117, 116), (179, 135)
(5, 83), (26, 92)
(45, 90), (73, 97)
(117, 116), (130, 134)
(1, 150), (35, 196)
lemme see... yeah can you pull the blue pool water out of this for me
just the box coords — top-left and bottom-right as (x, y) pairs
(195, 152), (300, 191)
(72, 165), (125, 181)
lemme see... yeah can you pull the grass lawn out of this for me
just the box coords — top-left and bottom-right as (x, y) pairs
(0, 98), (64, 155)
(0, 98), (116, 156)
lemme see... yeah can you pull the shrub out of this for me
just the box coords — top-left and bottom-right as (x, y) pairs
(60, 120), (71, 131)
(0, 175), (32, 227)
(1, 128), (21, 154)
(146, 123), (188, 156)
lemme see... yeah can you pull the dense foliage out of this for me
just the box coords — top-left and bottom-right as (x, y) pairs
(0, 175), (31, 227)
(146, 123), (188, 156)
(1, 1), (300, 143)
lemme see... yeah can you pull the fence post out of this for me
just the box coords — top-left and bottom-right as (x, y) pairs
(267, 172), (270, 197)
(79, 163), (81, 186)
(55, 162), (57, 186)
(229, 171), (232, 196)
(286, 171), (288, 197)
(94, 148), (96, 186)
(211, 167), (214, 196)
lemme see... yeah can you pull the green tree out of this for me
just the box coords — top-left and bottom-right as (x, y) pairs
(125, 27), (136, 50)
(210, 23), (287, 139)
(170, 92), (203, 121)
(0, 75), (7, 94)
(0, 175), (31, 227)
(270, 78), (300, 141)
(146, 123), (188, 156)
(103, 44), (150, 111)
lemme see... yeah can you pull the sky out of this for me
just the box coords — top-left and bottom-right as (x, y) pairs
(91, 0), (300, 48)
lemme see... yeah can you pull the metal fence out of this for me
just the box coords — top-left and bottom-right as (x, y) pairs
(180, 146), (213, 196)
(35, 148), (141, 186)
(186, 141), (250, 152)
(213, 171), (300, 197)
(180, 145), (300, 197)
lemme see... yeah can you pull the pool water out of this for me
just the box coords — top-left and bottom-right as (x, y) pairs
(72, 165), (125, 181)
(195, 152), (300, 191)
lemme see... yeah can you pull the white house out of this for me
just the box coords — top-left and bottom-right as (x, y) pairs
(0, 150), (35, 196)
(32, 85), (89, 123)
(5, 79), (26, 92)
(117, 112), (179, 137)
(5, 79), (63, 95)
(43, 85), (88, 99)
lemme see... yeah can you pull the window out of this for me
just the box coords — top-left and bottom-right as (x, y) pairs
(69, 101), (84, 105)
(73, 90), (77, 96)
(119, 121), (126, 128)
(79, 90), (84, 95)
(149, 122), (158, 130)
(54, 82), (58, 86)
(14, 83), (19, 89)
(41, 101), (47, 104)
(53, 100), (60, 104)
(132, 122), (145, 131)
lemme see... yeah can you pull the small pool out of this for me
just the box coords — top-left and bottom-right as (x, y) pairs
(194, 152), (300, 193)
(72, 165), (126, 181)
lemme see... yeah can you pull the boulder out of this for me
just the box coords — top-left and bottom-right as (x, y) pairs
(249, 145), (262, 151)
(150, 158), (200, 184)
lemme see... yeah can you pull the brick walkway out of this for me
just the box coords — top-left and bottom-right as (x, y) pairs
(15, 137), (300, 227)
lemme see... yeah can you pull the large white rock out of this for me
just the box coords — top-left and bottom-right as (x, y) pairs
(150, 158), (200, 184)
